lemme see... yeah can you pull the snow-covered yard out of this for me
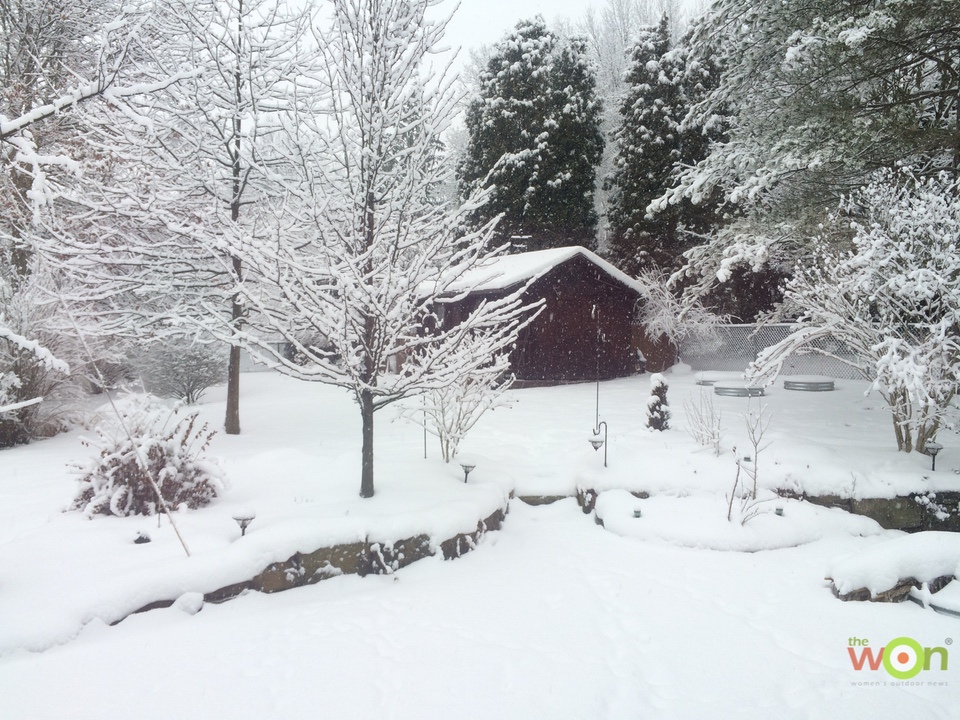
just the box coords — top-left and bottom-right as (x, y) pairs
(1, 368), (958, 718)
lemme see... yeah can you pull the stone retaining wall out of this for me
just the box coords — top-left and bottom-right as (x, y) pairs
(522, 489), (960, 533)
(121, 506), (507, 622)
(784, 491), (960, 532)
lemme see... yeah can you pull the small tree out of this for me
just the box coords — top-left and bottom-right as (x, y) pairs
(684, 388), (723, 455)
(646, 373), (670, 430)
(727, 403), (772, 523)
(416, 335), (514, 463)
(229, 0), (534, 498)
(117, 0), (315, 435)
(749, 170), (960, 453)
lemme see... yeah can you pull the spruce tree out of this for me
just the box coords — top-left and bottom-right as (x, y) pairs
(606, 16), (723, 276)
(458, 17), (604, 252)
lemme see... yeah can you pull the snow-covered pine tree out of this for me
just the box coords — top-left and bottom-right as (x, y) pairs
(657, 0), (960, 294)
(606, 16), (723, 277)
(458, 17), (604, 252)
(227, 0), (535, 498)
(646, 373), (670, 431)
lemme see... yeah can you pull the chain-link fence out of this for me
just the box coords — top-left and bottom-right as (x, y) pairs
(680, 324), (864, 379)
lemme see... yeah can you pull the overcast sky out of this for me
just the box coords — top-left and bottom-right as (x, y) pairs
(443, 0), (596, 55)
(439, 0), (609, 75)
(437, 0), (704, 75)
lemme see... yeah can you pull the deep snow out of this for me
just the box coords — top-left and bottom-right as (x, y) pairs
(0, 369), (957, 718)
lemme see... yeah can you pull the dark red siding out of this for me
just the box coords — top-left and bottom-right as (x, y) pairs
(446, 255), (643, 386)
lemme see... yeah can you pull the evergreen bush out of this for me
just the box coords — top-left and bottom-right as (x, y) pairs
(646, 373), (670, 431)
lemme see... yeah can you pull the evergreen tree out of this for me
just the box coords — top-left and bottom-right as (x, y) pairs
(660, 0), (960, 290)
(606, 16), (723, 276)
(458, 17), (604, 252)
(646, 373), (670, 431)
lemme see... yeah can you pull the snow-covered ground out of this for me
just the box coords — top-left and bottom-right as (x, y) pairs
(1, 369), (958, 718)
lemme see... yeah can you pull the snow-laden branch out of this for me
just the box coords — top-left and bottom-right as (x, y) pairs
(0, 324), (70, 374)
(0, 397), (44, 415)
(748, 169), (960, 452)
(0, 72), (198, 142)
(0, 13), (199, 142)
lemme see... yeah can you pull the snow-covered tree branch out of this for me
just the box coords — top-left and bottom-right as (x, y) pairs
(218, 0), (536, 498)
(657, 0), (960, 292)
(748, 170), (960, 453)
(633, 267), (725, 359)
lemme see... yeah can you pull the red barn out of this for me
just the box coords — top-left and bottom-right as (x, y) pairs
(439, 247), (663, 386)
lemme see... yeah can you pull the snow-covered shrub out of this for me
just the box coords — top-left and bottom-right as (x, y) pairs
(727, 404), (772, 523)
(749, 170), (960, 453)
(634, 268), (725, 364)
(646, 374), (670, 431)
(414, 342), (514, 463)
(70, 396), (226, 517)
(134, 339), (227, 405)
(684, 389), (723, 455)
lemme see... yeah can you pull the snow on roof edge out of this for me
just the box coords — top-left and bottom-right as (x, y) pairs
(443, 246), (644, 297)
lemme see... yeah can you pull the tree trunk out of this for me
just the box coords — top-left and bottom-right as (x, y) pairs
(224, 10), (245, 436)
(225, 342), (241, 435)
(360, 389), (375, 498)
(892, 412), (910, 453)
(359, 187), (377, 498)
(887, 388), (911, 452)
(224, 256), (243, 435)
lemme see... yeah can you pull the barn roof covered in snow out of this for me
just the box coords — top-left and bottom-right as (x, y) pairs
(443, 246), (644, 296)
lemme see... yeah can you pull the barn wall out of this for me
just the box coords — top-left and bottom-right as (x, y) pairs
(512, 255), (638, 384)
(442, 255), (642, 386)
